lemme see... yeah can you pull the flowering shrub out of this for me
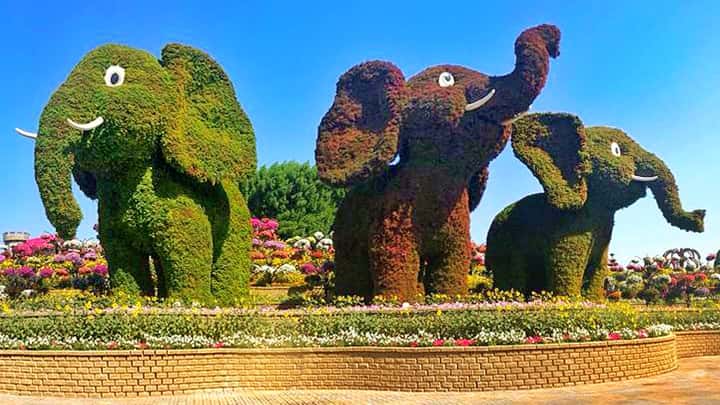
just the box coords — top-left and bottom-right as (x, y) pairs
(0, 299), (677, 350)
(249, 218), (335, 295)
(0, 234), (108, 298)
(605, 249), (720, 304)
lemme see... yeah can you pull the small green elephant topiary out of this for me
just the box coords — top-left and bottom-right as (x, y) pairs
(486, 113), (705, 300)
(16, 44), (256, 305)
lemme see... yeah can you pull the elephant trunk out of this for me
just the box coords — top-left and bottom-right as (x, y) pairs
(35, 101), (84, 239)
(489, 24), (560, 122)
(641, 154), (705, 232)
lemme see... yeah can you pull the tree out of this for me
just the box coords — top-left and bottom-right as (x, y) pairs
(242, 162), (345, 238)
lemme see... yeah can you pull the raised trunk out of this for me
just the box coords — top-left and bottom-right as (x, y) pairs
(642, 155), (705, 232)
(489, 24), (560, 122)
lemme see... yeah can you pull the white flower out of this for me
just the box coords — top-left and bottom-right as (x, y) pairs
(293, 239), (311, 249)
(316, 238), (333, 250)
(313, 232), (325, 240)
(277, 264), (296, 274)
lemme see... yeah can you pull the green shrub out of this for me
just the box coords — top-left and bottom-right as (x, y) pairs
(241, 162), (345, 238)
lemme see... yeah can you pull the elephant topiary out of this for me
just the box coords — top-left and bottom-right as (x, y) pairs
(315, 24), (561, 302)
(15, 44), (256, 304)
(486, 113), (705, 300)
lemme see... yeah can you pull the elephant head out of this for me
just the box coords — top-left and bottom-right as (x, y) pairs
(16, 44), (256, 238)
(511, 113), (705, 232)
(316, 24), (561, 186)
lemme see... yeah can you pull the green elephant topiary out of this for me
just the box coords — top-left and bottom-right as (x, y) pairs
(486, 113), (705, 300)
(16, 44), (256, 304)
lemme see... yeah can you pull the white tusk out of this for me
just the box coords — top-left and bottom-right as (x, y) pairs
(465, 89), (496, 112)
(632, 174), (658, 182)
(67, 117), (104, 131)
(15, 128), (38, 139)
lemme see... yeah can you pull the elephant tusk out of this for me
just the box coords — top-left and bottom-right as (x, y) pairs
(67, 117), (104, 131)
(465, 89), (496, 112)
(632, 174), (658, 182)
(15, 128), (38, 139)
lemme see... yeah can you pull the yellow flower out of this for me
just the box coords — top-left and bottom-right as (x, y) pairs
(1, 303), (11, 314)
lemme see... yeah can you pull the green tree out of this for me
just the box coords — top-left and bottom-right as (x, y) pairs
(242, 162), (345, 238)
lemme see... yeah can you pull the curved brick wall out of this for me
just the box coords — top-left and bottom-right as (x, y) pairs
(0, 335), (677, 398)
(676, 331), (720, 358)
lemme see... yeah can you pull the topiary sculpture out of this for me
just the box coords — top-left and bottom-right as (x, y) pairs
(486, 113), (705, 300)
(15, 44), (256, 304)
(315, 25), (561, 302)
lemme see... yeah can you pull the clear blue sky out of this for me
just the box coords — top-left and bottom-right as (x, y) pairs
(0, 1), (717, 263)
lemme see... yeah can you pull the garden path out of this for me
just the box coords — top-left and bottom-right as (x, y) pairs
(3, 355), (719, 404)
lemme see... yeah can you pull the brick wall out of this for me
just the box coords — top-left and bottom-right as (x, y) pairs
(676, 331), (720, 358)
(0, 335), (678, 398)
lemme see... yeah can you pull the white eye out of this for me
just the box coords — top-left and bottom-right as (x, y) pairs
(438, 71), (454, 87)
(610, 142), (622, 157)
(104, 65), (125, 87)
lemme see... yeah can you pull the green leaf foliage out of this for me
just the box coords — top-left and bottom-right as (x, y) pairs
(241, 162), (345, 238)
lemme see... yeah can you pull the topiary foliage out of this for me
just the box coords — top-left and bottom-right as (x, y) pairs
(486, 113), (705, 300)
(241, 161), (346, 238)
(316, 25), (561, 302)
(30, 43), (256, 305)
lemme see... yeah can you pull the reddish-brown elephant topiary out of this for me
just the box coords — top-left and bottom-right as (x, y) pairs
(316, 25), (561, 302)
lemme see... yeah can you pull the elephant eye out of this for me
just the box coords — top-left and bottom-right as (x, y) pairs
(104, 65), (125, 87)
(438, 71), (455, 88)
(610, 142), (622, 157)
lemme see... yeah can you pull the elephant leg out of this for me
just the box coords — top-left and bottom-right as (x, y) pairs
(210, 181), (252, 305)
(369, 203), (423, 302)
(333, 189), (373, 301)
(547, 232), (593, 297)
(152, 200), (214, 304)
(424, 192), (470, 296)
(582, 223), (613, 301)
(100, 226), (155, 295)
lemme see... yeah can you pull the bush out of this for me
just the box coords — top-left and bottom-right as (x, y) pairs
(242, 162), (345, 238)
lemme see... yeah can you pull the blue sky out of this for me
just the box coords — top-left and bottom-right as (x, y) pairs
(0, 1), (717, 263)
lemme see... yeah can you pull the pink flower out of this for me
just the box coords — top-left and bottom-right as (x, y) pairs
(432, 339), (445, 346)
(107, 341), (119, 350)
(300, 262), (318, 275)
(525, 336), (543, 344)
(212, 341), (225, 348)
(93, 264), (108, 276)
(637, 329), (648, 339)
(39, 267), (54, 278)
(607, 332), (621, 341)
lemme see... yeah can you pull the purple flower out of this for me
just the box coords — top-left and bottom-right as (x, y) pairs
(3, 268), (17, 277)
(65, 252), (82, 266)
(263, 240), (286, 250)
(695, 287), (711, 297)
(53, 254), (66, 263)
(39, 267), (54, 278)
(93, 264), (108, 276)
(19, 266), (35, 278)
(83, 251), (98, 260)
(252, 238), (262, 246)
(0, 255), (5, 262)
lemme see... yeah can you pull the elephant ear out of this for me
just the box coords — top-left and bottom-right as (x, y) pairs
(511, 113), (591, 210)
(316, 61), (406, 186)
(160, 44), (256, 184)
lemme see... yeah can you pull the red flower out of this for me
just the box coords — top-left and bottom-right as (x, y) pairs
(409, 341), (419, 347)
(250, 251), (265, 260)
(310, 250), (324, 259)
(454, 338), (474, 346)
(525, 336), (543, 344)
(272, 250), (290, 259)
(432, 339), (445, 346)
(212, 341), (225, 348)
(607, 332), (621, 341)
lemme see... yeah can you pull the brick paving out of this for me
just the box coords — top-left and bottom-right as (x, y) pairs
(1, 355), (719, 404)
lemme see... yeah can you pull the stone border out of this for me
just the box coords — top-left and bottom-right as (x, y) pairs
(0, 335), (677, 398)
(676, 330), (720, 358)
